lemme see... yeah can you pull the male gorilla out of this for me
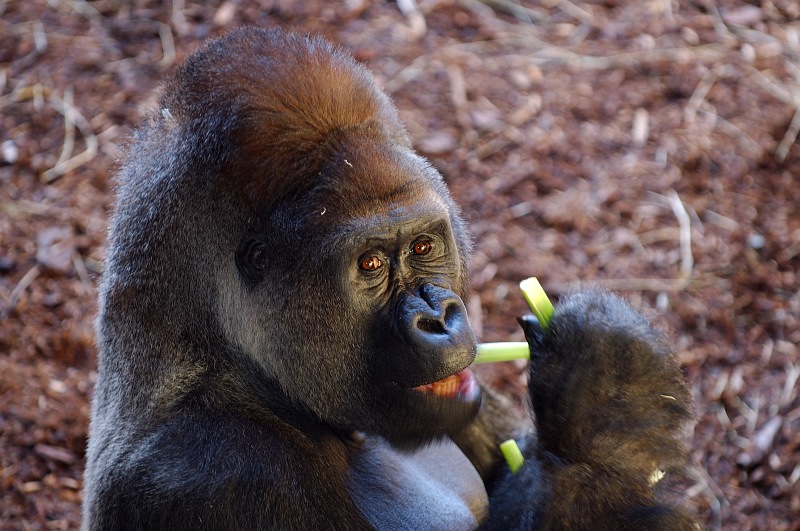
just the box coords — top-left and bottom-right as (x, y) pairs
(83, 27), (695, 530)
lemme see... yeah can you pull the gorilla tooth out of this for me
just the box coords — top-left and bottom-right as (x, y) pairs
(413, 369), (478, 401)
(432, 375), (459, 397)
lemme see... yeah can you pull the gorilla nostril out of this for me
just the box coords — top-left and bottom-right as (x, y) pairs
(417, 318), (446, 335)
(443, 302), (460, 326)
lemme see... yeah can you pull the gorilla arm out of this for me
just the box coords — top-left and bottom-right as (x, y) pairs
(83, 365), (375, 531)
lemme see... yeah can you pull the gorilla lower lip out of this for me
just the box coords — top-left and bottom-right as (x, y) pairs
(413, 369), (478, 400)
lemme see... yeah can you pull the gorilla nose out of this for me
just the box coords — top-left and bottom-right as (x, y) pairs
(412, 284), (461, 335)
(399, 284), (476, 370)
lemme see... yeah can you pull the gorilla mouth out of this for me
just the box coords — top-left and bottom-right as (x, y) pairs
(412, 368), (478, 401)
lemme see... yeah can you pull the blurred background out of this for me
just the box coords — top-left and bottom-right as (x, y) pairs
(1, 0), (798, 528)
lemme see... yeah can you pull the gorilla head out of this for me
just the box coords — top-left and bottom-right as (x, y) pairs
(100, 27), (479, 449)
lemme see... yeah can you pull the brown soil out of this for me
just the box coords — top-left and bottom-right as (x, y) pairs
(1, 1), (799, 529)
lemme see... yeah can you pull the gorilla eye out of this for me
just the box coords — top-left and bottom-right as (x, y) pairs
(411, 241), (432, 256)
(359, 256), (383, 272)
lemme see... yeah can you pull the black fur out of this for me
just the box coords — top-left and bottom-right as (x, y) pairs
(82, 27), (696, 530)
(483, 291), (696, 530)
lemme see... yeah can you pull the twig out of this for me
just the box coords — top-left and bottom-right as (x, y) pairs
(53, 86), (76, 169)
(701, 0), (733, 40)
(635, 227), (680, 246)
(159, 23), (176, 68)
(566, 23), (592, 48)
(687, 464), (728, 531)
(547, 277), (691, 293)
(385, 38), (726, 93)
(41, 88), (98, 183)
(685, 65), (737, 123)
(788, 464), (800, 489)
(0, 83), (44, 111)
(6, 20), (47, 70)
(551, 0), (594, 26)
(775, 105), (800, 163)
(668, 190), (694, 281)
(446, 65), (471, 134)
(508, 40), (724, 70)
(0, 199), (74, 221)
(782, 362), (800, 407)
(472, 136), (506, 160)
(700, 108), (762, 158)
(704, 209), (739, 232)
(471, 0), (542, 24)
(33, 19), (47, 54)
(1, 265), (40, 320)
(171, 0), (190, 36)
(684, 68), (718, 123)
(746, 65), (797, 106)
(631, 107), (649, 147)
(72, 253), (93, 296)
(735, 394), (760, 436)
(710, 371), (730, 401)
(787, 61), (800, 83)
(57, 0), (103, 23)
(588, 278), (691, 292)
(396, 0), (427, 39)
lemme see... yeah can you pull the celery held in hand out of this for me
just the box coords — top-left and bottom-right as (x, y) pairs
(474, 342), (530, 364)
(500, 439), (525, 474)
(519, 277), (554, 329)
(474, 277), (554, 364)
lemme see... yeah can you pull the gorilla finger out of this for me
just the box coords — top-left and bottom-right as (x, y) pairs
(516, 315), (545, 352)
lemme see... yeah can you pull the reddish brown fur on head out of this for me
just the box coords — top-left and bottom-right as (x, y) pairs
(158, 27), (412, 211)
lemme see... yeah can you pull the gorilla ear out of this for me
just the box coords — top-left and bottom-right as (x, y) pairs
(236, 238), (268, 285)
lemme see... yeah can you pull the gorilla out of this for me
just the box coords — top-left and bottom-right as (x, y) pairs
(82, 27), (696, 530)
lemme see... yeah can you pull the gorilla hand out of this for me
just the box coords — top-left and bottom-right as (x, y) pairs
(517, 290), (696, 530)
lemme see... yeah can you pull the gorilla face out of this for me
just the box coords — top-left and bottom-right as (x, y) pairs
(232, 135), (480, 447)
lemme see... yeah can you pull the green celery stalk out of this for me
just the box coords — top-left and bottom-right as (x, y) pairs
(473, 277), (553, 364)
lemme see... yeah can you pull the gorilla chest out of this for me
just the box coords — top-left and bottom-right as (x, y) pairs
(346, 436), (488, 530)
